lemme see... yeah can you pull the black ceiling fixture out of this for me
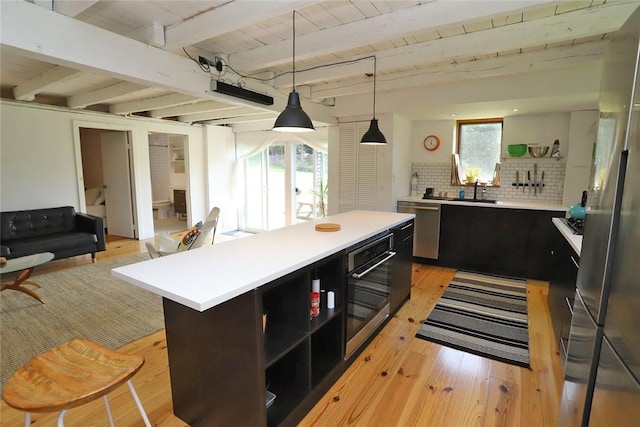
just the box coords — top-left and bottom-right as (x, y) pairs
(211, 80), (274, 105)
(360, 56), (387, 145)
(273, 10), (315, 133)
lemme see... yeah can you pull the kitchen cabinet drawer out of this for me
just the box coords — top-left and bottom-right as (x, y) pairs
(173, 189), (186, 215)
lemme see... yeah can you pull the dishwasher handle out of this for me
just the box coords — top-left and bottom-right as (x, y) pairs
(399, 206), (440, 212)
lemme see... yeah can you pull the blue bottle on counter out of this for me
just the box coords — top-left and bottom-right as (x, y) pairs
(459, 187), (465, 199)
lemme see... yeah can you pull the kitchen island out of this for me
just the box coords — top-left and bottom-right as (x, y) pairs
(113, 210), (414, 427)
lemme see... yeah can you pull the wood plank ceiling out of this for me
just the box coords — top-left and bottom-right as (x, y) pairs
(1, 0), (638, 132)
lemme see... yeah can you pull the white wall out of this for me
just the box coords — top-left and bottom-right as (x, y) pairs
(390, 114), (412, 211)
(563, 110), (598, 205)
(205, 125), (237, 232)
(503, 113), (570, 157)
(410, 120), (457, 163)
(0, 100), (234, 239)
(1, 103), (82, 210)
(406, 111), (593, 206)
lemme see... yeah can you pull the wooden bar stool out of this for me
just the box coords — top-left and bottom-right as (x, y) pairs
(2, 338), (152, 427)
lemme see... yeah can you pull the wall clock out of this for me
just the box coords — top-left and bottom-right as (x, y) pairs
(423, 134), (440, 151)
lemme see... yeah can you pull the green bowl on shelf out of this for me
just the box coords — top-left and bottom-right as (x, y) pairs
(507, 144), (527, 157)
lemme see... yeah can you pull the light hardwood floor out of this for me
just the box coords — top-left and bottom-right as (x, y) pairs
(1, 237), (564, 426)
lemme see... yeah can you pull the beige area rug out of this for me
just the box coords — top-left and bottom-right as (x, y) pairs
(0, 254), (164, 391)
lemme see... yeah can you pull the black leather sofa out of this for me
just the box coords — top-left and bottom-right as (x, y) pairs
(0, 206), (106, 261)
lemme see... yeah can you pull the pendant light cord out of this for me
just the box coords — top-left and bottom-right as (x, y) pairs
(292, 11), (296, 92)
(373, 55), (377, 119)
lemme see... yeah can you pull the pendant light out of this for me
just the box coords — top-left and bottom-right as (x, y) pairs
(360, 56), (387, 145)
(273, 11), (315, 133)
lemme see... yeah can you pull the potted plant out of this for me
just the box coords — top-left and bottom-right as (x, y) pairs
(312, 180), (328, 218)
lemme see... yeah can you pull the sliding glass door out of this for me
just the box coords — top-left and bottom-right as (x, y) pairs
(241, 143), (327, 232)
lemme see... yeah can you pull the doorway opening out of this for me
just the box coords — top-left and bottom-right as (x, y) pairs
(148, 133), (189, 235)
(79, 128), (136, 239)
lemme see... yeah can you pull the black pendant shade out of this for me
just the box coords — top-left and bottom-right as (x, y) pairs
(273, 11), (315, 133)
(361, 118), (387, 145)
(361, 56), (387, 145)
(273, 91), (315, 132)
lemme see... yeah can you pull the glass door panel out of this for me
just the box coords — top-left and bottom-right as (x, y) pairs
(241, 143), (328, 232)
(294, 144), (316, 223)
(244, 151), (266, 231)
(267, 145), (286, 230)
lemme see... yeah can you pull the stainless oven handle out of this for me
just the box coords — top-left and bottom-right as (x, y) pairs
(351, 251), (396, 279)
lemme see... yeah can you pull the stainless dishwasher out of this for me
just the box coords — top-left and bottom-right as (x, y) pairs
(397, 201), (440, 259)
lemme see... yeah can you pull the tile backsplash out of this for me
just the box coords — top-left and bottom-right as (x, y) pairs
(411, 160), (566, 203)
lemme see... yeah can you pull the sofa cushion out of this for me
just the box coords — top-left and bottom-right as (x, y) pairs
(1, 207), (77, 241)
(6, 232), (97, 259)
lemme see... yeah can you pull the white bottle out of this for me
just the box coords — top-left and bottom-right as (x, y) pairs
(410, 172), (419, 196)
(327, 291), (335, 309)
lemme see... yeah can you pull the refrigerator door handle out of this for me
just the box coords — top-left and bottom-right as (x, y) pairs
(571, 255), (580, 269)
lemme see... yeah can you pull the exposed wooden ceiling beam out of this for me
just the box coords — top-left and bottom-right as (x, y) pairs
(110, 93), (198, 115)
(149, 100), (238, 118)
(12, 66), (80, 101)
(230, 0), (558, 72)
(178, 106), (270, 123)
(52, 0), (98, 17)
(333, 65), (601, 118)
(0, 0), (336, 125)
(310, 40), (608, 100)
(201, 112), (277, 126)
(277, 2), (634, 89)
(126, 22), (165, 47)
(163, 0), (323, 51)
(67, 82), (149, 109)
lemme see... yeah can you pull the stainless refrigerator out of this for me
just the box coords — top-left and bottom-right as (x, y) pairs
(558, 6), (640, 426)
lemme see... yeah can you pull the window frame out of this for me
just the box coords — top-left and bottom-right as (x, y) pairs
(456, 118), (503, 187)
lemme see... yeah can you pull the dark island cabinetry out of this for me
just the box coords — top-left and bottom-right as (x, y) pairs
(163, 252), (348, 427)
(438, 205), (563, 280)
(112, 211), (415, 427)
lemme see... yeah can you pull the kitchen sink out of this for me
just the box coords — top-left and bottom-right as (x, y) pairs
(422, 196), (455, 200)
(452, 198), (498, 204)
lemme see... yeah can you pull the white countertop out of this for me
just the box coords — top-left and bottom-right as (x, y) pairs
(552, 217), (582, 256)
(397, 196), (566, 211)
(112, 210), (414, 312)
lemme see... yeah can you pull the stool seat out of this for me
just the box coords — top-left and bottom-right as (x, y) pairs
(3, 339), (145, 414)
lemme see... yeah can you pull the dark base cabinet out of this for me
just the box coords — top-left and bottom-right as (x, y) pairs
(163, 292), (265, 427)
(391, 219), (414, 314)
(437, 205), (563, 280)
(163, 252), (348, 427)
(548, 229), (579, 360)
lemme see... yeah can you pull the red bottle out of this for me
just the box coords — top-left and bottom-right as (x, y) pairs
(311, 271), (320, 318)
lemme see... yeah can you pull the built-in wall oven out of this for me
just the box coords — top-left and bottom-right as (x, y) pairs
(345, 232), (395, 359)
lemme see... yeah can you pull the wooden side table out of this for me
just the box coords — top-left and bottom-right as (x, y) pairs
(0, 252), (54, 303)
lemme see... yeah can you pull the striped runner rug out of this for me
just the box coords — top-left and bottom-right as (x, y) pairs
(415, 270), (530, 368)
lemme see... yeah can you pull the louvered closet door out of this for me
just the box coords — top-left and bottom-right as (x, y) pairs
(339, 122), (377, 213)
